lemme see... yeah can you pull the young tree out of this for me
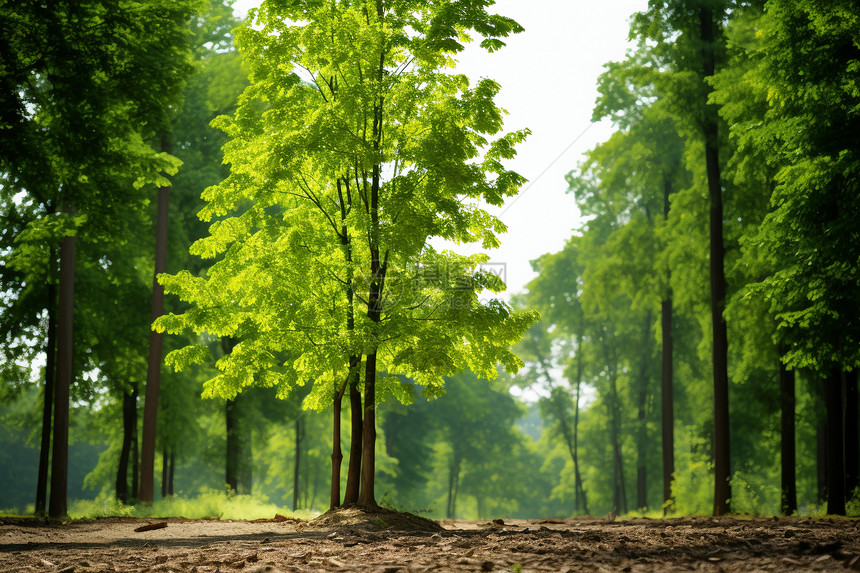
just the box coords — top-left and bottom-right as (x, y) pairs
(631, 0), (732, 516)
(523, 242), (591, 515)
(157, 0), (537, 510)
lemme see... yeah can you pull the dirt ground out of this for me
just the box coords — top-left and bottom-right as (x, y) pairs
(2, 509), (859, 572)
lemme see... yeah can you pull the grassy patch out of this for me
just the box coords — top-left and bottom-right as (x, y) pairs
(67, 490), (319, 521)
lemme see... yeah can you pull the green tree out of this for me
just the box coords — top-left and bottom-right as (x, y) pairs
(157, 0), (537, 510)
(0, 0), (198, 517)
(717, 0), (860, 515)
(521, 244), (590, 515)
(631, 0), (732, 516)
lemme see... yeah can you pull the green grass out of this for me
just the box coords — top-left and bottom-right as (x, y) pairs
(66, 490), (319, 521)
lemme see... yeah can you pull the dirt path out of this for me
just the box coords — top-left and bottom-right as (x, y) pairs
(2, 515), (858, 572)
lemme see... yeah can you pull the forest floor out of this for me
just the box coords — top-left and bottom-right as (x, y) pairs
(2, 508), (859, 572)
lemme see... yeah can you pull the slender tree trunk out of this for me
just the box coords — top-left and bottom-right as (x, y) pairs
(699, 5), (731, 517)
(636, 311), (652, 511)
(140, 145), (171, 503)
(116, 385), (137, 504)
(131, 395), (139, 500)
(226, 397), (251, 495)
(358, 352), (379, 509)
(344, 371), (363, 505)
(825, 367), (846, 515)
(330, 380), (346, 509)
(336, 177), (362, 507)
(779, 359), (797, 515)
(610, 388), (627, 516)
(168, 450), (175, 496)
(161, 446), (169, 498)
(661, 180), (675, 516)
(48, 234), (75, 519)
(573, 331), (588, 515)
(604, 337), (627, 515)
(35, 276), (57, 517)
(225, 398), (237, 493)
(817, 420), (827, 505)
(844, 370), (858, 501)
(293, 412), (304, 511)
(446, 456), (460, 519)
(660, 296), (675, 514)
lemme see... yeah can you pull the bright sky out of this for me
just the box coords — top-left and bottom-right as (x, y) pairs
(232, 0), (648, 297)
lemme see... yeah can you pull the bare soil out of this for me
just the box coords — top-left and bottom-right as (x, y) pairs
(2, 509), (859, 572)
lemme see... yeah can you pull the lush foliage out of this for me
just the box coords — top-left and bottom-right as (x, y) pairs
(1, 0), (858, 520)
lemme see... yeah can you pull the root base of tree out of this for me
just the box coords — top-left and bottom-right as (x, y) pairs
(310, 505), (443, 532)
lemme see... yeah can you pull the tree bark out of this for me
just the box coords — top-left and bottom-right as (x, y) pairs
(779, 359), (797, 515)
(844, 370), (858, 501)
(117, 385), (137, 504)
(825, 367), (846, 514)
(604, 336), (627, 515)
(661, 179), (675, 516)
(131, 408), (139, 500)
(699, 4), (731, 517)
(330, 380), (346, 509)
(225, 395), (252, 495)
(48, 234), (75, 519)
(358, 352), (379, 509)
(817, 420), (827, 505)
(35, 275), (57, 517)
(344, 370), (363, 505)
(573, 330), (588, 515)
(636, 310), (652, 511)
(161, 446), (169, 498)
(446, 456), (460, 519)
(140, 154), (171, 503)
(225, 398), (238, 493)
(293, 411), (304, 511)
(168, 450), (175, 496)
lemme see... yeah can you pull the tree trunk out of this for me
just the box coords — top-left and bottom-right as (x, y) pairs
(35, 276), (57, 517)
(140, 155), (171, 503)
(661, 296), (675, 514)
(661, 179), (675, 516)
(168, 450), (175, 496)
(779, 359), (797, 515)
(604, 337), (627, 515)
(225, 398), (238, 493)
(225, 396), (251, 495)
(844, 370), (858, 501)
(344, 369), (363, 505)
(446, 456), (460, 519)
(293, 412), (304, 511)
(131, 403), (139, 500)
(330, 381), (346, 509)
(636, 310), (652, 511)
(116, 385), (137, 504)
(699, 4), (731, 517)
(48, 234), (75, 519)
(358, 352), (379, 509)
(161, 446), (169, 498)
(573, 330), (588, 515)
(817, 420), (827, 505)
(825, 367), (846, 515)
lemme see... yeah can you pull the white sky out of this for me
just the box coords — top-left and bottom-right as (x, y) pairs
(231, 0), (648, 297)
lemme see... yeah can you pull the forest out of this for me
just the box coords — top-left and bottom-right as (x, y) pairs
(0, 0), (858, 525)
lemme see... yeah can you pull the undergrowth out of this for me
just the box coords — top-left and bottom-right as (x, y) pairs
(65, 490), (319, 521)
